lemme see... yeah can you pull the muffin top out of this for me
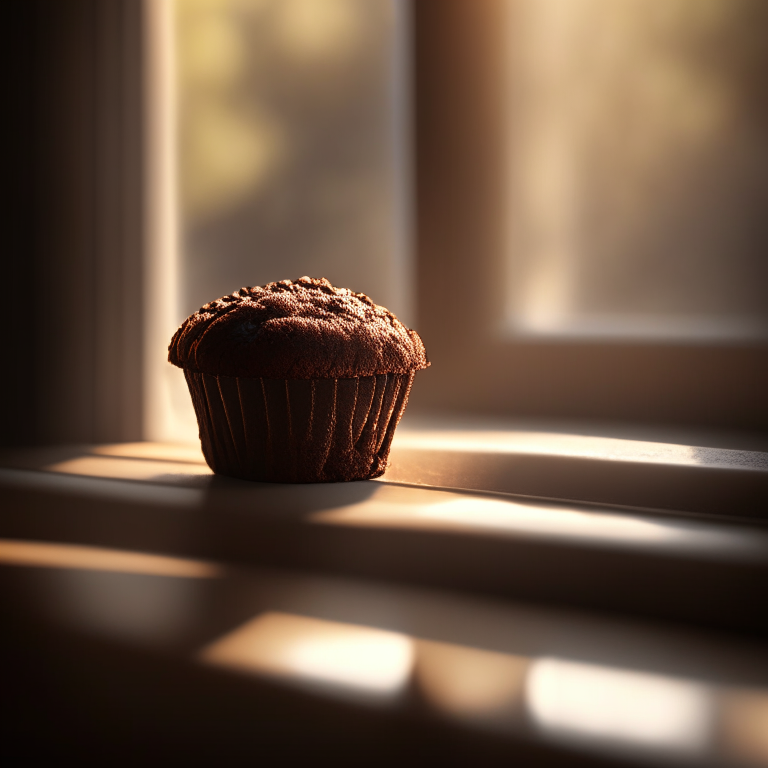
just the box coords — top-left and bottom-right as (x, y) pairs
(168, 276), (429, 379)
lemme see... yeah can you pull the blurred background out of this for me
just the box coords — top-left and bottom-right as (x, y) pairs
(5, 4), (768, 765)
(8, 0), (768, 446)
(504, 0), (768, 340)
(176, 0), (411, 320)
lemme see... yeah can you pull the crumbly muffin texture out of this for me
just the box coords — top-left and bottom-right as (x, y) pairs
(168, 276), (428, 379)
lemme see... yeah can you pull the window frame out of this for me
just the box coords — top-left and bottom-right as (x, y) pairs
(411, 0), (768, 432)
(8, 0), (146, 447)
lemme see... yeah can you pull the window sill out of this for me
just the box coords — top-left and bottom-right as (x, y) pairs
(2, 426), (767, 767)
(390, 415), (768, 520)
(1, 422), (766, 635)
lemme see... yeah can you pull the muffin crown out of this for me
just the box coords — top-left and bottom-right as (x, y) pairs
(168, 276), (429, 379)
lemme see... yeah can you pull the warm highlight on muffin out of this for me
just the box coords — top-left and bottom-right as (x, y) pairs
(169, 276), (427, 379)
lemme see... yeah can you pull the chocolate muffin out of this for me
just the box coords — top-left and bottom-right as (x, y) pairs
(168, 277), (428, 483)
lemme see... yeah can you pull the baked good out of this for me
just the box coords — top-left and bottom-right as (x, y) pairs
(168, 276), (428, 482)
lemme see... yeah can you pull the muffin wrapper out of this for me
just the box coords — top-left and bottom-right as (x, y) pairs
(184, 371), (415, 483)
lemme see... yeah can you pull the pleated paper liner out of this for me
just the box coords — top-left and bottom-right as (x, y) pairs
(184, 371), (416, 483)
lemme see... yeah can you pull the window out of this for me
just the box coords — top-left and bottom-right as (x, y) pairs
(15, 0), (764, 445)
(505, 0), (768, 342)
